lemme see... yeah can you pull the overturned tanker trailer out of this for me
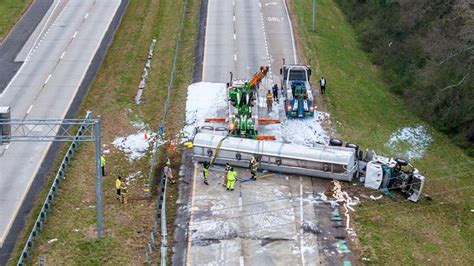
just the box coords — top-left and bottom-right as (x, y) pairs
(192, 133), (426, 202)
(193, 133), (357, 181)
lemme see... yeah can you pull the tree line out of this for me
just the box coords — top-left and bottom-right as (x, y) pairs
(335, 0), (473, 155)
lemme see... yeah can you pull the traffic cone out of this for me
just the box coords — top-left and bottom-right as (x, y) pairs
(169, 141), (175, 152)
(144, 131), (148, 140)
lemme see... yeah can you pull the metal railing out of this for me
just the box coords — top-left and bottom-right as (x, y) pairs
(17, 112), (94, 265)
(144, 0), (189, 263)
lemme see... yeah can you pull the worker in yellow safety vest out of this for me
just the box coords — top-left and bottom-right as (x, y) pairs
(226, 167), (237, 191)
(115, 176), (122, 200)
(101, 155), (106, 176)
(223, 163), (231, 187)
(266, 90), (273, 113)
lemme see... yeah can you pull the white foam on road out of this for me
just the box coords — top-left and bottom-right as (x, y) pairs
(182, 82), (228, 137)
(385, 125), (432, 160)
(184, 82), (330, 146)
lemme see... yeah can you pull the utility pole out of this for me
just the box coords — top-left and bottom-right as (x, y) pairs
(312, 0), (317, 32)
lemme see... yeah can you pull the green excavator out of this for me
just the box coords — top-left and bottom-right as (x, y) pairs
(227, 66), (269, 139)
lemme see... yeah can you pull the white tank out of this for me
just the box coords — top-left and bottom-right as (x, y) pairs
(193, 133), (357, 181)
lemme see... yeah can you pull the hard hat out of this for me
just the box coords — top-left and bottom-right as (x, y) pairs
(166, 161), (170, 166)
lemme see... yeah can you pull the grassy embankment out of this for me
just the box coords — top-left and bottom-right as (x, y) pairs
(290, 0), (473, 264)
(0, 0), (32, 42)
(9, 0), (199, 264)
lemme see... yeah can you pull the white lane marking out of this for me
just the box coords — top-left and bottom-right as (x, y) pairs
(186, 163), (198, 266)
(44, 74), (52, 85)
(283, 0), (298, 63)
(233, 0), (235, 6)
(238, 197), (243, 211)
(234, 33), (236, 39)
(26, 105), (34, 114)
(259, 2), (262, 7)
(240, 256), (244, 266)
(72, 30), (78, 39)
(201, 0), (211, 80)
(233, 15), (236, 21)
(234, 53), (237, 61)
(299, 177), (305, 266)
(23, 0), (62, 62)
(4, 144), (10, 151)
(60, 51), (66, 59)
(265, 2), (278, 6)
(84, 12), (89, 19)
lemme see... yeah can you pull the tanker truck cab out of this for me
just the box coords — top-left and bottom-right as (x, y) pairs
(363, 154), (425, 202)
(280, 64), (314, 118)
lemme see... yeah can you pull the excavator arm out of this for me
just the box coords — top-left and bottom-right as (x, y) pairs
(249, 66), (269, 88)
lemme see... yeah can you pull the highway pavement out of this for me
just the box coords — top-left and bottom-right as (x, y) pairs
(0, 0), (121, 250)
(185, 0), (339, 265)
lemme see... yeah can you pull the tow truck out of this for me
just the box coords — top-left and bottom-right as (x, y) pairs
(280, 61), (315, 118)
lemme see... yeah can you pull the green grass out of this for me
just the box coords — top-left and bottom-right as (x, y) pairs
(8, 0), (200, 264)
(0, 0), (32, 41)
(290, 0), (474, 264)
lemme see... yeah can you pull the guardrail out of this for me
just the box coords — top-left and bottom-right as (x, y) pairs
(17, 112), (93, 265)
(143, 0), (189, 264)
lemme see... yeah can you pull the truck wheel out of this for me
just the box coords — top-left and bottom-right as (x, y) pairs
(345, 143), (359, 152)
(329, 138), (343, 146)
(395, 158), (408, 166)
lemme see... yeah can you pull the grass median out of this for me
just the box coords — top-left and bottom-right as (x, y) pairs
(289, 0), (474, 264)
(9, 0), (200, 264)
(0, 0), (32, 42)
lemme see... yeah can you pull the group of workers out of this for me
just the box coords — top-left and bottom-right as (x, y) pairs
(199, 156), (259, 191)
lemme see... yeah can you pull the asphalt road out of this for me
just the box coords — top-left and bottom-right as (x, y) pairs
(0, 0), (121, 249)
(184, 0), (348, 265)
(0, 0), (53, 93)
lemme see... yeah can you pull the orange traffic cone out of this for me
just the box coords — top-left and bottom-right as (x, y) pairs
(144, 131), (148, 140)
(169, 141), (175, 152)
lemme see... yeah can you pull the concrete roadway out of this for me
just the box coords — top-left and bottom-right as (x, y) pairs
(0, 0), (121, 248)
(187, 0), (338, 265)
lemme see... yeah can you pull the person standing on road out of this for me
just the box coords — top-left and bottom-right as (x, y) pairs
(164, 161), (175, 184)
(319, 76), (326, 95)
(115, 176), (122, 200)
(223, 163), (231, 187)
(272, 84), (279, 102)
(101, 155), (106, 176)
(266, 90), (273, 113)
(249, 156), (258, 180)
(227, 167), (237, 191)
(202, 161), (210, 185)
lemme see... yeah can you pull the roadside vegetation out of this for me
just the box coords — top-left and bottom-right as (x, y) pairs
(0, 0), (32, 41)
(336, 0), (473, 155)
(289, 0), (474, 264)
(9, 0), (199, 264)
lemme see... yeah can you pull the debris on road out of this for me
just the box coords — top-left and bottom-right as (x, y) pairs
(370, 195), (383, 201)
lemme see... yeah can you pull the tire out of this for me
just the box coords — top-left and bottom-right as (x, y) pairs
(329, 138), (343, 147)
(345, 143), (359, 152)
(395, 158), (408, 166)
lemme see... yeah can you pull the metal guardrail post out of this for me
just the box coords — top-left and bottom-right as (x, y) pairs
(161, 176), (168, 266)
